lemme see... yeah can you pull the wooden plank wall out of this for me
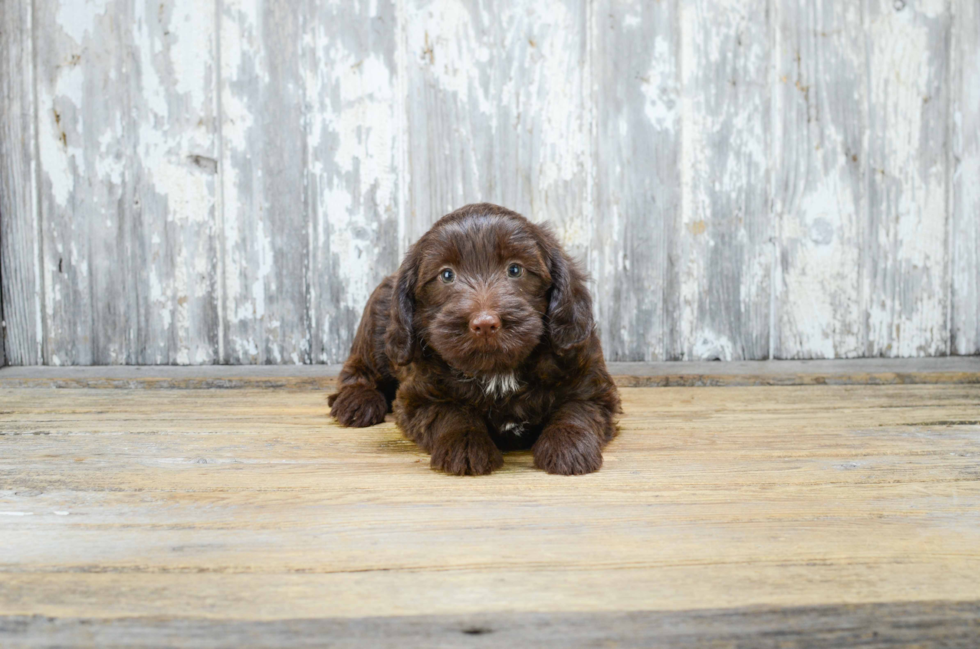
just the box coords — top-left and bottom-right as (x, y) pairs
(951, 0), (980, 355)
(0, 0), (977, 365)
(1, 0), (41, 366)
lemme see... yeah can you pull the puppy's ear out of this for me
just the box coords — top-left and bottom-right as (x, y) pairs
(384, 245), (420, 365)
(544, 236), (594, 353)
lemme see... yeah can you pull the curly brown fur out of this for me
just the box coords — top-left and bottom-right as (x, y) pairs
(329, 203), (621, 476)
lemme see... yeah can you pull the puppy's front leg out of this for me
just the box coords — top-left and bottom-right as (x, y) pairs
(533, 400), (615, 475)
(395, 399), (503, 476)
(329, 278), (396, 428)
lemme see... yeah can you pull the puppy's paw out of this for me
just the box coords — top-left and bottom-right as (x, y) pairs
(329, 385), (387, 427)
(533, 425), (603, 475)
(430, 430), (504, 476)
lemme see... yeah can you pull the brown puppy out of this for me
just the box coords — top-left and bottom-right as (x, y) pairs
(328, 203), (620, 475)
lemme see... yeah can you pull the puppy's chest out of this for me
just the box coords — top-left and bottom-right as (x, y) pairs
(479, 380), (552, 437)
(444, 370), (556, 435)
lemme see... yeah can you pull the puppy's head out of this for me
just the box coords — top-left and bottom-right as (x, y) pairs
(385, 203), (593, 375)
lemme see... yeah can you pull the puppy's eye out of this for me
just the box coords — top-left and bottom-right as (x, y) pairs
(507, 263), (524, 278)
(440, 268), (455, 283)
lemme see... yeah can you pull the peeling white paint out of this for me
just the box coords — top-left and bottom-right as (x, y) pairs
(56, 0), (109, 45)
(37, 53), (85, 210)
(530, 2), (586, 194)
(404, 0), (492, 115)
(780, 166), (863, 358)
(311, 0), (401, 361)
(951, 0), (980, 354)
(641, 36), (677, 130)
(676, 0), (771, 360)
(866, 0), (948, 356)
(169, 0), (212, 108)
(692, 330), (736, 361)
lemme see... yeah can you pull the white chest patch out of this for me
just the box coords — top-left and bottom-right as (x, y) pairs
(481, 373), (521, 399)
(501, 421), (527, 437)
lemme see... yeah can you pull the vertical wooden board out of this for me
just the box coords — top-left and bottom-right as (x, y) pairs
(34, 0), (219, 365)
(771, 1), (866, 359)
(487, 0), (591, 264)
(131, 0), (221, 365)
(592, 0), (678, 361)
(402, 0), (492, 245)
(1, 239), (4, 365)
(35, 0), (139, 365)
(864, 0), (950, 357)
(309, 0), (401, 363)
(402, 0), (591, 263)
(950, 0), (979, 355)
(220, 0), (311, 363)
(669, 0), (772, 360)
(0, 0), (41, 365)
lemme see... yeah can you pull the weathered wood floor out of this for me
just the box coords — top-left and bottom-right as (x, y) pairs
(1, 361), (979, 647)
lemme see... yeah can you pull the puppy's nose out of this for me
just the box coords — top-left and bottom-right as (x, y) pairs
(469, 312), (501, 337)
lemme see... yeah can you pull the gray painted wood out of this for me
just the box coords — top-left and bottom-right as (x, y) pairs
(403, 0), (591, 262)
(34, 0), (129, 365)
(308, 0), (401, 364)
(951, 0), (979, 355)
(772, 1), (866, 359)
(592, 0), (678, 362)
(0, 240), (3, 365)
(32, 0), (219, 365)
(0, 0), (41, 365)
(667, 0), (772, 361)
(3, 601), (980, 648)
(863, 0), (950, 357)
(219, 0), (311, 364)
(0, 0), (974, 365)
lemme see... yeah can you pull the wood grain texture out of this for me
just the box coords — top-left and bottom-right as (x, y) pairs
(219, 0), (310, 364)
(950, 0), (979, 355)
(0, 0), (41, 366)
(402, 0), (591, 261)
(669, 0), (772, 361)
(308, 0), (401, 363)
(0, 383), (979, 634)
(772, 1), (865, 359)
(1, 0), (972, 365)
(592, 0), (677, 362)
(32, 0), (219, 365)
(35, 0), (132, 365)
(864, 0), (950, 357)
(4, 601), (980, 648)
(132, 0), (221, 366)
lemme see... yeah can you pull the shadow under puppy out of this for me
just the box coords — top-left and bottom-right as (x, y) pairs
(329, 203), (621, 475)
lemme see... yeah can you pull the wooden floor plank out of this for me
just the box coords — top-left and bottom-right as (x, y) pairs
(4, 601), (980, 649)
(1, 382), (979, 644)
